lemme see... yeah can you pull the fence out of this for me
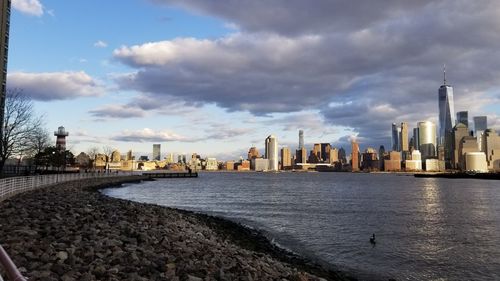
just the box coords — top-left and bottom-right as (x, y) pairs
(0, 172), (136, 203)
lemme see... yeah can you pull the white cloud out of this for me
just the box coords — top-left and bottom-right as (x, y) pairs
(12, 0), (44, 17)
(111, 128), (199, 143)
(7, 71), (105, 101)
(94, 40), (108, 48)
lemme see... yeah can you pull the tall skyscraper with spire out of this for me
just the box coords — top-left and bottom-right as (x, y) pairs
(438, 65), (455, 166)
(0, 0), (11, 149)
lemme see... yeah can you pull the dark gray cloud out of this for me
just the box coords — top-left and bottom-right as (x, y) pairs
(115, 1), (500, 148)
(89, 104), (145, 119)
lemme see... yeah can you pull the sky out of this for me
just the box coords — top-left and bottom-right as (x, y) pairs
(7, 0), (500, 160)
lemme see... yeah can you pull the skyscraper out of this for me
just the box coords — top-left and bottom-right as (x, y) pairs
(413, 127), (420, 151)
(152, 144), (161, 160)
(400, 122), (409, 152)
(299, 130), (304, 150)
(351, 141), (359, 172)
(438, 67), (455, 166)
(456, 111), (468, 127)
(391, 123), (399, 151)
(281, 147), (291, 170)
(265, 135), (278, 171)
(0, 0), (11, 149)
(473, 116), (487, 151)
(418, 121), (437, 160)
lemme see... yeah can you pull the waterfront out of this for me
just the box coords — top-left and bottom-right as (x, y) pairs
(104, 173), (500, 280)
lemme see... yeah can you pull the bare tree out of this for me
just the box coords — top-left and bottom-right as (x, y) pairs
(0, 90), (45, 175)
(102, 145), (114, 172)
(86, 146), (100, 170)
(26, 126), (51, 158)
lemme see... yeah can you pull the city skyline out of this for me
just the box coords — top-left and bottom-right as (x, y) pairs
(6, 1), (500, 159)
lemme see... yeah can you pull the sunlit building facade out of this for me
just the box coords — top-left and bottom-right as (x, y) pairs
(265, 135), (278, 171)
(418, 121), (437, 160)
(438, 75), (455, 167)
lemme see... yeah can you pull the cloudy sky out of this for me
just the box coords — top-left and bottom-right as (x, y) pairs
(8, 0), (500, 160)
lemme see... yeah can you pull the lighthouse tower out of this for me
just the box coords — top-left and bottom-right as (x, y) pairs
(54, 126), (69, 151)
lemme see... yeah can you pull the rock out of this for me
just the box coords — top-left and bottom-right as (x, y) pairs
(187, 274), (203, 281)
(57, 251), (68, 261)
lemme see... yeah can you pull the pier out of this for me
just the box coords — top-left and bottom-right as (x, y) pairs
(142, 172), (198, 179)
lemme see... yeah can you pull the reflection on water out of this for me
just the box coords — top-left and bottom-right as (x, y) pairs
(103, 173), (500, 281)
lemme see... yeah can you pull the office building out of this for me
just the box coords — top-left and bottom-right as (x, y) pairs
(321, 143), (331, 162)
(400, 122), (409, 152)
(418, 121), (437, 160)
(384, 151), (401, 171)
(251, 158), (269, 171)
(482, 129), (500, 171)
(452, 123), (469, 169)
(361, 147), (379, 171)
(152, 144), (161, 161)
(473, 116), (487, 151)
(465, 152), (488, 172)
(281, 147), (292, 170)
(111, 150), (121, 162)
(391, 123), (399, 151)
(0, 0), (10, 142)
(247, 147), (260, 160)
(295, 147), (307, 164)
(312, 144), (322, 161)
(405, 150), (422, 171)
(338, 147), (347, 164)
(458, 136), (479, 170)
(413, 128), (420, 151)
(299, 130), (304, 150)
(438, 69), (455, 166)
(329, 148), (339, 164)
(456, 111), (468, 127)
(351, 141), (359, 172)
(265, 135), (278, 171)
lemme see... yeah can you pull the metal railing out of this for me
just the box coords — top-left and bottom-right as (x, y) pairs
(0, 172), (138, 280)
(0, 172), (133, 203)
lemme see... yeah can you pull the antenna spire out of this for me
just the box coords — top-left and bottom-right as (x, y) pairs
(443, 64), (446, 85)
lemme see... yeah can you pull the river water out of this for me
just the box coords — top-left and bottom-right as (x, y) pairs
(102, 172), (500, 280)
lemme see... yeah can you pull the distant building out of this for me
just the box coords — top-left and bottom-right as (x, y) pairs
(452, 123), (469, 169)
(281, 147), (292, 170)
(329, 148), (339, 164)
(338, 147), (347, 164)
(465, 152), (488, 172)
(321, 143), (331, 162)
(153, 144), (161, 161)
(438, 68), (455, 168)
(458, 136), (479, 170)
(265, 135), (278, 171)
(413, 127), (420, 151)
(127, 150), (133, 161)
(313, 144), (322, 161)
(473, 116), (487, 151)
(75, 152), (90, 168)
(205, 158), (218, 171)
(482, 129), (500, 171)
(237, 160), (250, 171)
(418, 121), (437, 161)
(405, 150), (422, 171)
(299, 130), (304, 150)
(224, 161), (235, 171)
(361, 147), (379, 171)
(295, 147), (307, 164)
(139, 155), (149, 161)
(400, 122), (409, 152)
(378, 145), (386, 171)
(391, 123), (399, 151)
(247, 147), (260, 160)
(165, 153), (174, 163)
(251, 158), (269, 171)
(384, 151), (401, 172)
(351, 141), (359, 172)
(111, 150), (121, 163)
(456, 111), (468, 127)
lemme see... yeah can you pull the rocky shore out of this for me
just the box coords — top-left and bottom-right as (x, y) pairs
(0, 176), (355, 281)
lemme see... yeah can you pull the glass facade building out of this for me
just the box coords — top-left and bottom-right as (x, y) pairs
(418, 121), (437, 160)
(265, 135), (278, 171)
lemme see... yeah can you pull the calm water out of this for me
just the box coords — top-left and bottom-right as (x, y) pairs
(103, 173), (500, 280)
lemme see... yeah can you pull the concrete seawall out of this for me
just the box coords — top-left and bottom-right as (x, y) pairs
(0, 176), (354, 281)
